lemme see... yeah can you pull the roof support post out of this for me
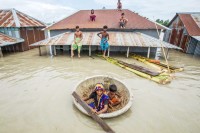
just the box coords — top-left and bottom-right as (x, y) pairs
(49, 45), (53, 56)
(147, 47), (150, 58)
(12, 45), (15, 53)
(54, 45), (56, 56)
(39, 46), (42, 56)
(89, 45), (91, 56)
(166, 48), (169, 59)
(126, 47), (130, 58)
(107, 47), (110, 57)
(0, 47), (3, 57)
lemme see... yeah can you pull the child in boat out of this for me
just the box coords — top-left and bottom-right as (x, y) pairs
(90, 9), (96, 21)
(107, 84), (121, 107)
(84, 83), (109, 115)
(97, 25), (109, 58)
(117, 0), (122, 11)
(119, 13), (128, 28)
(71, 26), (83, 58)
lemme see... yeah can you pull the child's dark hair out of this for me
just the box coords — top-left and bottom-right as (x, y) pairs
(103, 25), (108, 29)
(109, 84), (117, 92)
(76, 26), (79, 29)
(121, 13), (125, 16)
(91, 9), (94, 14)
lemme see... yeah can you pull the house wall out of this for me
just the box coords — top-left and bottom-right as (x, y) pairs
(164, 15), (192, 53)
(194, 41), (200, 56)
(186, 37), (198, 54)
(20, 27), (45, 51)
(0, 27), (20, 38)
(0, 27), (45, 51)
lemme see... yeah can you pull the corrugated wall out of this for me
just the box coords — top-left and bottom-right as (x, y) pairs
(20, 27), (45, 51)
(194, 41), (200, 55)
(187, 37), (198, 54)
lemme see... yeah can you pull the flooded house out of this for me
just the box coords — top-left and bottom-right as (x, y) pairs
(0, 9), (46, 57)
(31, 9), (180, 57)
(164, 12), (200, 55)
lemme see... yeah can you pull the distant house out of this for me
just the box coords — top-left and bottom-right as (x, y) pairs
(31, 9), (180, 57)
(0, 9), (46, 56)
(164, 12), (200, 55)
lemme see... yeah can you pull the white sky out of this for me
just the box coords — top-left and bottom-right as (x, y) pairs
(0, 0), (200, 23)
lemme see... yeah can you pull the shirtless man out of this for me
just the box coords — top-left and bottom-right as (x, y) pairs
(71, 26), (83, 58)
(119, 13), (128, 28)
(97, 25), (109, 58)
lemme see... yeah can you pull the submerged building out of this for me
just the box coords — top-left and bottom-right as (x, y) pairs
(164, 12), (200, 55)
(31, 9), (180, 57)
(0, 9), (46, 57)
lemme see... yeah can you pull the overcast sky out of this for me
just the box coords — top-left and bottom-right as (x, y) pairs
(0, 0), (200, 23)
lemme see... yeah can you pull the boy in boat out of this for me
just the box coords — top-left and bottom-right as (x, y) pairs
(71, 26), (83, 58)
(107, 84), (121, 107)
(83, 83), (109, 115)
(117, 0), (122, 11)
(119, 13), (128, 28)
(90, 9), (96, 21)
(97, 25), (109, 58)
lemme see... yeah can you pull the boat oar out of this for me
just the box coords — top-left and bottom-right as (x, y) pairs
(72, 91), (115, 133)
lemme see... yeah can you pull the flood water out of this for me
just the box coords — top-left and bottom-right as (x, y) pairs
(0, 48), (200, 133)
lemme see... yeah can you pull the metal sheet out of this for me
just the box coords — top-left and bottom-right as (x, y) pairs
(30, 32), (181, 50)
(0, 9), (45, 28)
(0, 32), (24, 47)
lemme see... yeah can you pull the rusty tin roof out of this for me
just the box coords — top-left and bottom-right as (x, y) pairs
(47, 9), (164, 30)
(0, 9), (46, 27)
(30, 32), (181, 49)
(0, 32), (24, 46)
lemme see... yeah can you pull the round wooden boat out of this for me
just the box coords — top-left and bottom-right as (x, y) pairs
(72, 75), (133, 118)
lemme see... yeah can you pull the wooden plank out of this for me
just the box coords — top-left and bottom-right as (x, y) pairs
(117, 60), (160, 76)
(0, 47), (3, 57)
(39, 46), (42, 56)
(72, 92), (115, 133)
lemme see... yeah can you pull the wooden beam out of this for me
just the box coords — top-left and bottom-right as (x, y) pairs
(54, 45), (56, 56)
(166, 48), (169, 59)
(72, 92), (115, 133)
(147, 47), (150, 58)
(39, 46), (42, 56)
(89, 45), (91, 56)
(126, 47), (130, 58)
(0, 47), (3, 57)
(107, 47), (110, 57)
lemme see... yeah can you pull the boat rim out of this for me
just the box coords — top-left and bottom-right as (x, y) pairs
(72, 75), (133, 118)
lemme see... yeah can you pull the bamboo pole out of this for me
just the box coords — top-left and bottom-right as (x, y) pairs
(153, 17), (171, 73)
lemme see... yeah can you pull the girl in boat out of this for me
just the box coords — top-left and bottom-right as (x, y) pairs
(83, 83), (109, 115)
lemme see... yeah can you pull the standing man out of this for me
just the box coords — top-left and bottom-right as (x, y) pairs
(71, 26), (83, 58)
(117, 0), (122, 11)
(97, 25), (109, 58)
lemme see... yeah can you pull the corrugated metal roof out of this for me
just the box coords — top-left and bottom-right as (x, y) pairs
(178, 13), (200, 36)
(47, 9), (164, 30)
(30, 32), (181, 49)
(0, 32), (24, 46)
(0, 9), (46, 27)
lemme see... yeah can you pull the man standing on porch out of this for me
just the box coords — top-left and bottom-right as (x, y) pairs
(71, 26), (83, 58)
(97, 25), (110, 58)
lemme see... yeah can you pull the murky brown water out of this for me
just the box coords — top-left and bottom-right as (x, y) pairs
(0, 48), (200, 133)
